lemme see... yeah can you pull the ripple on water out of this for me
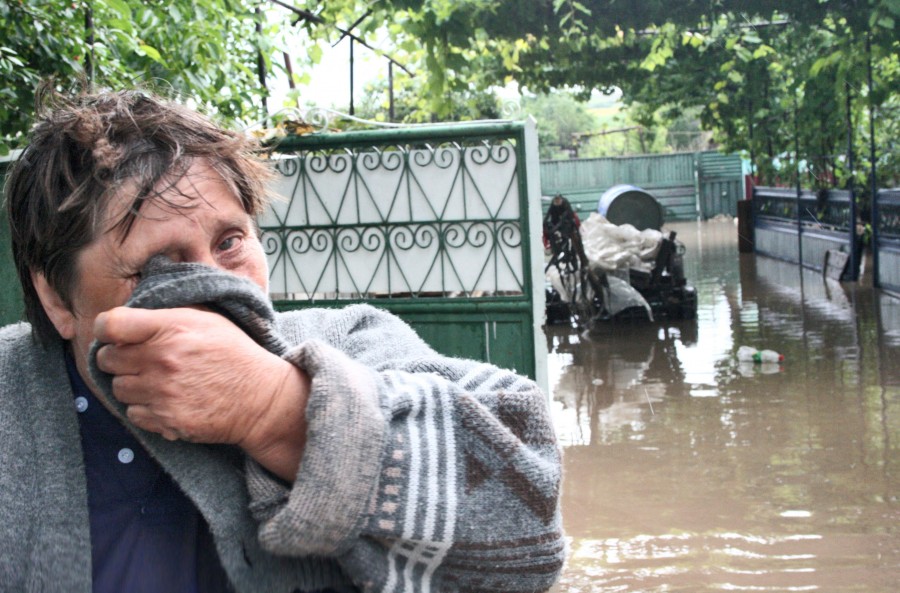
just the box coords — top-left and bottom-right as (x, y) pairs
(547, 221), (900, 592)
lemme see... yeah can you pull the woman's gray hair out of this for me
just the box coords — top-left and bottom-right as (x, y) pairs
(4, 85), (273, 344)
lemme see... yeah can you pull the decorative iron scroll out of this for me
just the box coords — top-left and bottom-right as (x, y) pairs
(259, 134), (526, 300)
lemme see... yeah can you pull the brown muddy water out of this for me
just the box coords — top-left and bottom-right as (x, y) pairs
(546, 218), (900, 592)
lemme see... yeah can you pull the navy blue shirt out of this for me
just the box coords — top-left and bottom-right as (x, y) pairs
(67, 351), (231, 593)
(68, 351), (351, 593)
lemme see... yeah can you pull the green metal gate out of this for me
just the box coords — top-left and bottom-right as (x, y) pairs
(261, 120), (547, 389)
(697, 151), (744, 218)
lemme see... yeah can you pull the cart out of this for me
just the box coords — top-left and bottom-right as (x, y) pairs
(544, 195), (696, 329)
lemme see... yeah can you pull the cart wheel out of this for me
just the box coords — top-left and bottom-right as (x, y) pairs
(679, 287), (698, 319)
(570, 292), (596, 329)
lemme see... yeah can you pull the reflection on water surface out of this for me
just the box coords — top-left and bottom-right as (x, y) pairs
(548, 219), (900, 592)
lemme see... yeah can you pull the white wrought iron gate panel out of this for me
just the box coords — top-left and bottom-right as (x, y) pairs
(257, 121), (546, 390)
(261, 138), (524, 298)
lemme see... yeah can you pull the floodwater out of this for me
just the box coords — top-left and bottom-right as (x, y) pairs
(546, 219), (900, 593)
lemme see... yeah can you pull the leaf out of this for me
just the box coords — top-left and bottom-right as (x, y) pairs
(752, 45), (774, 59)
(308, 43), (323, 64)
(810, 52), (841, 76)
(571, 1), (592, 16)
(102, 0), (132, 19)
(743, 31), (762, 45)
(108, 17), (134, 35)
(137, 43), (163, 64)
(734, 45), (752, 62)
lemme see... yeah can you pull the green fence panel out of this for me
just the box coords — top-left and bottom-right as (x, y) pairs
(698, 151), (744, 218)
(0, 156), (25, 327)
(277, 299), (535, 376)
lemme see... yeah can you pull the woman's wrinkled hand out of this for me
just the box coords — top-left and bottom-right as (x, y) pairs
(94, 306), (309, 481)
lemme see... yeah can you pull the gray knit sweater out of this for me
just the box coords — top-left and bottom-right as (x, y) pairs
(0, 257), (564, 593)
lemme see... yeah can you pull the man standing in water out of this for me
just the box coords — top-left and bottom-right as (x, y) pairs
(0, 87), (564, 593)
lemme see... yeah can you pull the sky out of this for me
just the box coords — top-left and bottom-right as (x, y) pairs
(267, 27), (522, 117)
(268, 24), (391, 114)
(291, 42), (380, 108)
(266, 23), (618, 123)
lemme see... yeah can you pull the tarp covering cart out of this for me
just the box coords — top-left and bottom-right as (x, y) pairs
(543, 195), (696, 329)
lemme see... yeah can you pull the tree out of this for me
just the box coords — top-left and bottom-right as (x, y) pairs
(375, 1), (898, 183)
(521, 93), (597, 159)
(3, 0), (898, 192)
(0, 0), (269, 154)
(351, 75), (503, 124)
(276, 0), (898, 186)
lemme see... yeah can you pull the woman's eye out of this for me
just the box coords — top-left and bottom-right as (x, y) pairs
(218, 236), (240, 251)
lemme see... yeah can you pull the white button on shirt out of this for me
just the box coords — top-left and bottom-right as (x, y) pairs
(117, 448), (135, 464)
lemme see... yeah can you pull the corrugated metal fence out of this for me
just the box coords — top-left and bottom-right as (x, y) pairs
(540, 150), (744, 222)
(698, 151), (745, 218)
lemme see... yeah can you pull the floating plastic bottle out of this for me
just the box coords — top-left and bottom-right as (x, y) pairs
(737, 345), (758, 361)
(737, 346), (784, 363)
(755, 349), (784, 363)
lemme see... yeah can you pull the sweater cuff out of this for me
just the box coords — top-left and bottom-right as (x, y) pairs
(247, 340), (386, 556)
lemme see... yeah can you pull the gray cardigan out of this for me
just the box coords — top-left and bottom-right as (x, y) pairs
(0, 259), (564, 593)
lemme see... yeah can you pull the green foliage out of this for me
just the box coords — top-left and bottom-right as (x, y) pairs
(1, 0), (897, 197)
(352, 75), (502, 124)
(333, 0), (900, 192)
(485, 0), (899, 192)
(520, 93), (597, 158)
(0, 0), (270, 154)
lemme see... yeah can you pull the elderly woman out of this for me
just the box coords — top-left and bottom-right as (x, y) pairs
(0, 87), (564, 593)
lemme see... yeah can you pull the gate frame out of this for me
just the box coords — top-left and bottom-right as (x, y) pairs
(261, 120), (548, 392)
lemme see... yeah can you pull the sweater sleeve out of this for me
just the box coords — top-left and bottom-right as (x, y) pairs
(245, 305), (565, 593)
